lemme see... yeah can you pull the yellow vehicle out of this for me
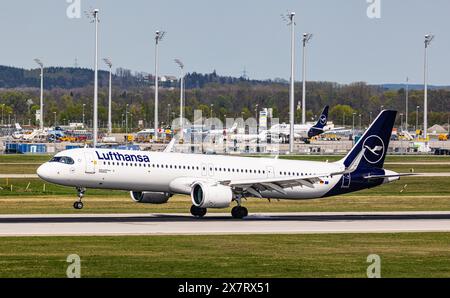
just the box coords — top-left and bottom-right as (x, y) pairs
(59, 136), (77, 142)
(438, 134), (449, 141)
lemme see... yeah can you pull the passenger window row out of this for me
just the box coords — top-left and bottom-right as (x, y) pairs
(101, 161), (330, 179)
(278, 171), (331, 179)
(101, 161), (268, 175)
(280, 171), (311, 176)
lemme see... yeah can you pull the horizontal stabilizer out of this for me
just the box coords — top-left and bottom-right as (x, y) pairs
(363, 173), (416, 179)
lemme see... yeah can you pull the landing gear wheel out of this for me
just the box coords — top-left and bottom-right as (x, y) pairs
(190, 205), (207, 218)
(74, 187), (86, 210)
(73, 201), (84, 210)
(231, 206), (248, 219)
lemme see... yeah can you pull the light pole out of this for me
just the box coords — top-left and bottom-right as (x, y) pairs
(167, 104), (171, 124)
(369, 111), (373, 124)
(301, 33), (312, 125)
(210, 104), (214, 118)
(447, 114), (450, 134)
(423, 34), (434, 140)
(174, 59), (185, 138)
(53, 112), (56, 126)
(282, 11), (296, 153)
(400, 113), (404, 132)
(103, 58), (113, 135)
(1, 104), (4, 125)
(359, 114), (362, 130)
(88, 8), (100, 147)
(130, 114), (133, 132)
(381, 105), (384, 112)
(352, 112), (356, 136)
(34, 58), (44, 131)
(416, 105), (420, 133)
(405, 76), (409, 132)
(82, 104), (86, 128)
(154, 30), (166, 141)
(125, 104), (129, 135)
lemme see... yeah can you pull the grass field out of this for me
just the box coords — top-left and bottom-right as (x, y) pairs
(0, 154), (449, 214)
(0, 176), (449, 214)
(0, 233), (449, 278)
(0, 154), (52, 163)
(0, 154), (449, 279)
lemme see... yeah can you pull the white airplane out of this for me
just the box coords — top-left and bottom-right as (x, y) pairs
(271, 106), (331, 141)
(230, 106), (336, 144)
(37, 110), (409, 219)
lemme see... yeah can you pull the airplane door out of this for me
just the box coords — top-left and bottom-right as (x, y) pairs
(266, 166), (275, 178)
(341, 173), (351, 188)
(84, 152), (96, 174)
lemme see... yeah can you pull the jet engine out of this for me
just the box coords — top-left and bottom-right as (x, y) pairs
(191, 182), (233, 208)
(130, 191), (172, 204)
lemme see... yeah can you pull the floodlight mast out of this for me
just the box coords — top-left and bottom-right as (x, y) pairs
(174, 59), (185, 139)
(34, 59), (44, 131)
(301, 33), (312, 125)
(154, 30), (166, 141)
(282, 11), (296, 153)
(405, 76), (409, 132)
(90, 8), (100, 148)
(104, 58), (113, 135)
(423, 34), (434, 141)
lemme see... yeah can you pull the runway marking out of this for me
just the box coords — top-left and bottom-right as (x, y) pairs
(0, 212), (450, 237)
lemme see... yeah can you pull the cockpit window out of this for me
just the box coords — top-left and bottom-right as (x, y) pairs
(50, 156), (74, 165)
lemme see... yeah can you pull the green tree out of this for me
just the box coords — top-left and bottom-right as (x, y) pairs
(330, 104), (356, 126)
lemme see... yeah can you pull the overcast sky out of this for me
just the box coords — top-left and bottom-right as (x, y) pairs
(0, 0), (449, 85)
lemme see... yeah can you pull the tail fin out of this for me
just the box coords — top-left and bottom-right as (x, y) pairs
(338, 110), (397, 169)
(307, 105), (329, 138)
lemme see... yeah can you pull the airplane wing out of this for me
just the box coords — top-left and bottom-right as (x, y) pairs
(323, 128), (351, 134)
(163, 138), (177, 153)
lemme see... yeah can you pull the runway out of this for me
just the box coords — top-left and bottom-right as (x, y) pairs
(1, 211), (450, 236)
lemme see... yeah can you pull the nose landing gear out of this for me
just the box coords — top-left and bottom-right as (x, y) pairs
(73, 187), (86, 210)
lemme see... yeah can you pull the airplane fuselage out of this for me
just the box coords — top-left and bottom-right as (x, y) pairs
(37, 148), (395, 200)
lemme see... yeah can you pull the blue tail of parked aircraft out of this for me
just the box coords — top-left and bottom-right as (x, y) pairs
(307, 105), (329, 138)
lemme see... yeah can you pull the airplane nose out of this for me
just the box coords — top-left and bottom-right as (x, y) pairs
(37, 163), (51, 181)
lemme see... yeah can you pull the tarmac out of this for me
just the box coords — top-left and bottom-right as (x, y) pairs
(0, 211), (449, 237)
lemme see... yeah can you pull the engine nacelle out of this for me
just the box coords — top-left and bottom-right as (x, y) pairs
(130, 191), (171, 204)
(191, 182), (233, 208)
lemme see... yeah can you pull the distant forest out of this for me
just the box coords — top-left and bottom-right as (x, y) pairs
(0, 65), (271, 90)
(0, 65), (449, 129)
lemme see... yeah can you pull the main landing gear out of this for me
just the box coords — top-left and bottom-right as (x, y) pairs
(231, 206), (248, 219)
(231, 196), (248, 219)
(190, 205), (207, 218)
(73, 187), (86, 210)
